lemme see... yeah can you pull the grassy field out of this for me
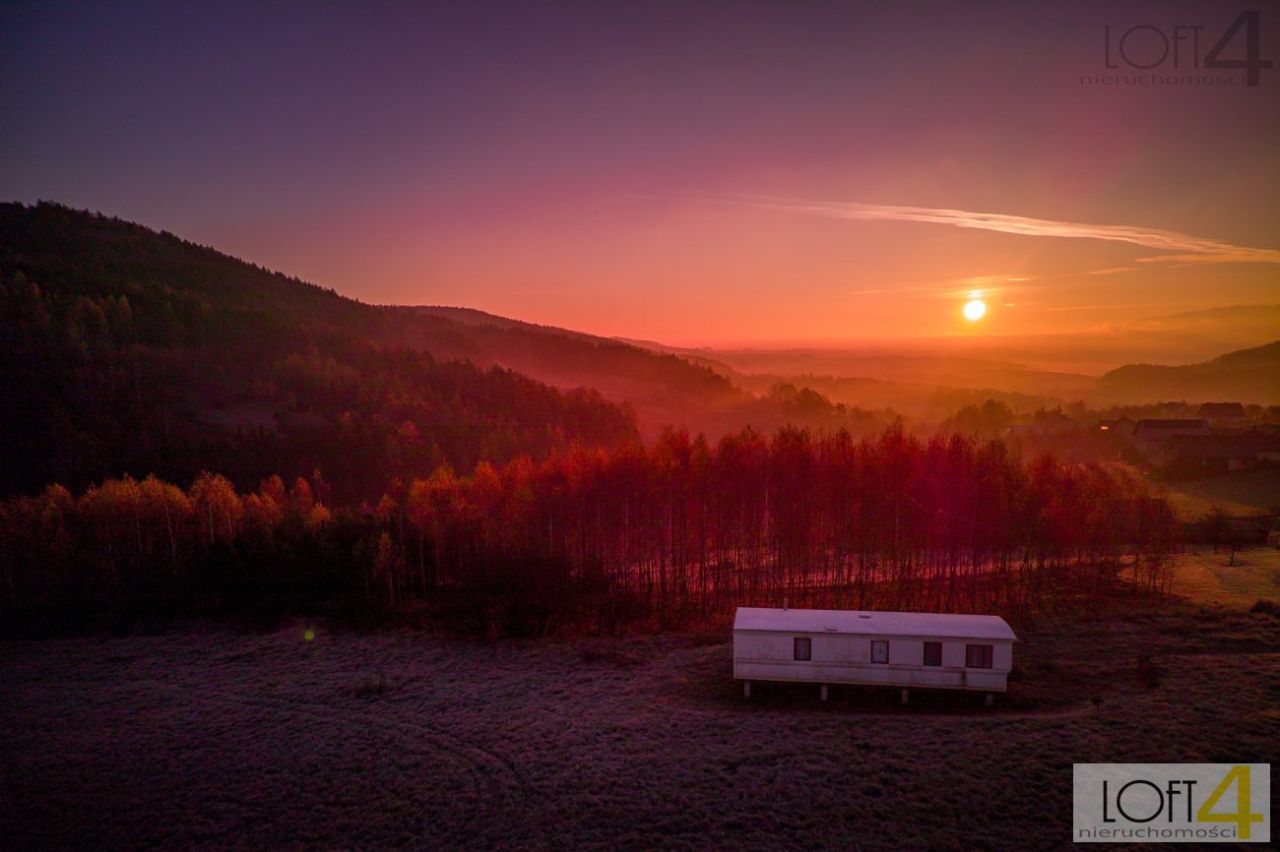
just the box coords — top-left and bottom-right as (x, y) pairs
(3, 603), (1277, 849)
(1168, 546), (1280, 609)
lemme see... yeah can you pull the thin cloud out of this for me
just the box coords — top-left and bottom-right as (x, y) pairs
(849, 273), (1034, 298)
(952, 274), (1035, 287)
(759, 199), (1280, 265)
(949, 274), (1034, 298)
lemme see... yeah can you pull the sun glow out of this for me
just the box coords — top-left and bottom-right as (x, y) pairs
(962, 299), (987, 322)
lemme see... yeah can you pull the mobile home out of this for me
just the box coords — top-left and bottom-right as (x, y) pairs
(733, 607), (1017, 701)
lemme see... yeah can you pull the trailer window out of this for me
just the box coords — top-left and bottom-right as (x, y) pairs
(923, 641), (942, 666)
(965, 644), (993, 669)
(871, 640), (889, 664)
(794, 637), (811, 661)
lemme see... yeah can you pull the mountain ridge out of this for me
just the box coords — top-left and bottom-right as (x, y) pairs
(0, 202), (641, 499)
(3, 200), (1274, 505)
(1097, 340), (1280, 404)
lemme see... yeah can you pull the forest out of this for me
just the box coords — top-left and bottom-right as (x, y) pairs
(0, 202), (891, 501)
(0, 203), (640, 499)
(0, 425), (1180, 637)
(0, 203), (1189, 637)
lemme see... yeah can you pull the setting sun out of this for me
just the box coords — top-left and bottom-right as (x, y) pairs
(962, 299), (987, 322)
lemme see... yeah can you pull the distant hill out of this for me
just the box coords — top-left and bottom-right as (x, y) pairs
(0, 202), (639, 499)
(615, 338), (1085, 417)
(624, 332), (1280, 412)
(383, 306), (750, 436)
(668, 348), (1095, 396)
(1098, 341), (1280, 404)
(0, 203), (893, 499)
(10, 202), (1265, 505)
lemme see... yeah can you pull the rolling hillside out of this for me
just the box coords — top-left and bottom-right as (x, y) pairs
(0, 203), (639, 500)
(1098, 341), (1280, 404)
(382, 306), (748, 435)
(5, 202), (1271, 504)
(0, 203), (892, 499)
(625, 334), (1280, 412)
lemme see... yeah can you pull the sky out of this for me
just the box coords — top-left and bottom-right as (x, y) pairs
(2, 0), (1278, 347)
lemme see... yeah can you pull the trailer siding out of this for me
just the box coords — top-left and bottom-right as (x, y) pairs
(732, 609), (1016, 692)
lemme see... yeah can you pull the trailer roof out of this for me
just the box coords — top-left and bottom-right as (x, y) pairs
(733, 607), (1017, 641)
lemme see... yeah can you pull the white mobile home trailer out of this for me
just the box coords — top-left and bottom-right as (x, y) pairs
(733, 607), (1017, 700)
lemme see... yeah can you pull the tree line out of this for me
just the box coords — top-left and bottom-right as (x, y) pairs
(0, 425), (1180, 637)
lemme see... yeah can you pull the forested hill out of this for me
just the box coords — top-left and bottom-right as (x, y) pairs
(1098, 340), (1280, 404)
(1, 203), (892, 501)
(0, 202), (640, 500)
(376, 305), (746, 435)
(2, 202), (746, 418)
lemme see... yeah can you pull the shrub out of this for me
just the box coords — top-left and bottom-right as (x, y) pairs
(1249, 599), (1280, 617)
(1136, 653), (1161, 689)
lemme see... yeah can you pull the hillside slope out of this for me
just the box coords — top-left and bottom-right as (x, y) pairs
(383, 306), (747, 435)
(0, 203), (896, 498)
(0, 203), (639, 499)
(1098, 341), (1280, 404)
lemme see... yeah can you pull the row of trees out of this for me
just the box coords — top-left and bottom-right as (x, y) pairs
(1, 425), (1180, 635)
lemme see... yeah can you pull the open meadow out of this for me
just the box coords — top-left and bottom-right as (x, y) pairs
(1168, 546), (1280, 609)
(4, 552), (1278, 850)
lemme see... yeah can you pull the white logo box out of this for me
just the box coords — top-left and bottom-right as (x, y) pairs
(1074, 763), (1270, 843)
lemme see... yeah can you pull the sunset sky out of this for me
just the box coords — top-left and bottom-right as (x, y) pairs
(3, 0), (1277, 346)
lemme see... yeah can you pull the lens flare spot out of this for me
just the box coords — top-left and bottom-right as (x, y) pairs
(303, 628), (316, 642)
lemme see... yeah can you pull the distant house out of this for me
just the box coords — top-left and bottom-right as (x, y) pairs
(1096, 417), (1135, 438)
(732, 607), (1017, 704)
(1160, 435), (1252, 473)
(1158, 432), (1280, 474)
(1132, 418), (1209, 460)
(1196, 402), (1247, 422)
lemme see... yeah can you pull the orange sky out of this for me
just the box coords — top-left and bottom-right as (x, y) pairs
(4, 1), (1278, 347)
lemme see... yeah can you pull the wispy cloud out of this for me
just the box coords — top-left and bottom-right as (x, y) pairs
(757, 199), (1280, 265)
(949, 273), (1034, 297)
(953, 274), (1034, 287)
(1040, 301), (1207, 312)
(849, 273), (1034, 298)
